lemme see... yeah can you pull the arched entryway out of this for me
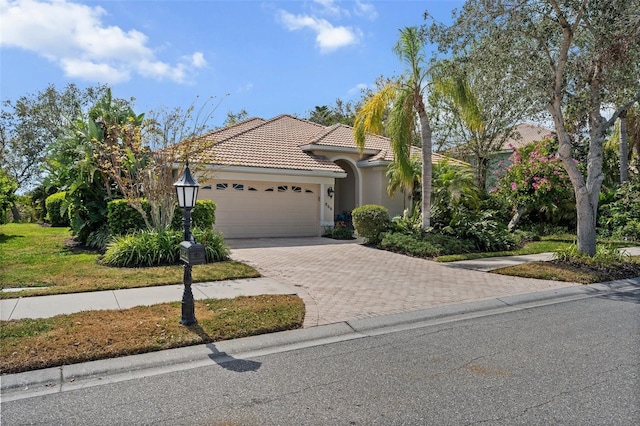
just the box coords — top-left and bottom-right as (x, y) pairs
(333, 159), (358, 225)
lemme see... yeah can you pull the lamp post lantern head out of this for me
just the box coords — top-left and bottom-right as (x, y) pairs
(174, 160), (200, 209)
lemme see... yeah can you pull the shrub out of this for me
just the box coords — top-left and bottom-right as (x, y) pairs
(323, 226), (355, 240)
(444, 210), (516, 252)
(45, 192), (69, 227)
(390, 206), (422, 234)
(352, 205), (390, 245)
(173, 199), (216, 230)
(598, 178), (640, 239)
(380, 231), (475, 258)
(193, 227), (230, 262)
(101, 227), (229, 267)
(615, 220), (640, 242)
(380, 232), (442, 257)
(101, 230), (181, 267)
(554, 244), (627, 266)
(86, 223), (113, 252)
(108, 199), (217, 236)
(107, 199), (148, 236)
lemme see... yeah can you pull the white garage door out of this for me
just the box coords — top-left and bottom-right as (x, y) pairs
(200, 180), (320, 238)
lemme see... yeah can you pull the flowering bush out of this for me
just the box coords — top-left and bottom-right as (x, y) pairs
(492, 137), (573, 229)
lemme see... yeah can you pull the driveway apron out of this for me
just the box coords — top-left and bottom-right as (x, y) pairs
(228, 238), (578, 328)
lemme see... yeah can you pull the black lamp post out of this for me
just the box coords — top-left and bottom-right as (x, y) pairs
(174, 160), (200, 325)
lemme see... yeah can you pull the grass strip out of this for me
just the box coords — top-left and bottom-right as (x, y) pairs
(0, 295), (304, 375)
(492, 257), (640, 284)
(436, 236), (633, 262)
(0, 223), (260, 298)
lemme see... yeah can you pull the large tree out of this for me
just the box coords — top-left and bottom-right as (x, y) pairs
(0, 84), (108, 192)
(354, 26), (434, 228)
(308, 99), (358, 126)
(433, 0), (640, 255)
(429, 61), (541, 189)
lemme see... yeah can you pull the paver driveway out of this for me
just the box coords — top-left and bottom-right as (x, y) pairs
(228, 237), (579, 328)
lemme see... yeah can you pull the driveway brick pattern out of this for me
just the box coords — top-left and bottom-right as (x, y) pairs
(229, 238), (578, 328)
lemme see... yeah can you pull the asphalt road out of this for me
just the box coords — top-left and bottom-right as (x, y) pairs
(2, 287), (639, 425)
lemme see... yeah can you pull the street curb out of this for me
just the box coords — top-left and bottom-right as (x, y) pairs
(2, 278), (639, 399)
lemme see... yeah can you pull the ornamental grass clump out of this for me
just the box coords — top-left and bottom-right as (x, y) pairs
(101, 228), (229, 267)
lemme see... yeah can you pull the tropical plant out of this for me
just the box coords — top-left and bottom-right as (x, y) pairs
(354, 26), (434, 228)
(598, 177), (640, 239)
(492, 137), (573, 231)
(442, 210), (516, 252)
(431, 158), (479, 227)
(428, 61), (538, 189)
(432, 0), (640, 255)
(0, 169), (17, 223)
(101, 228), (229, 267)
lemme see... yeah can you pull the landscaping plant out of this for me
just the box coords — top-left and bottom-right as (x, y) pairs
(101, 227), (229, 267)
(352, 204), (390, 245)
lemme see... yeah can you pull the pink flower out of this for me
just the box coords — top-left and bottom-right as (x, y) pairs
(511, 182), (517, 191)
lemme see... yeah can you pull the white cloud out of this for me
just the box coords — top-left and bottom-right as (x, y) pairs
(278, 10), (360, 53)
(0, 0), (205, 84)
(190, 52), (207, 68)
(61, 58), (130, 83)
(348, 83), (369, 96)
(354, 1), (377, 20)
(237, 83), (254, 93)
(313, 0), (344, 18)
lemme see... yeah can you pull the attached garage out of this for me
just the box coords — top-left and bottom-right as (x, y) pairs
(201, 180), (320, 238)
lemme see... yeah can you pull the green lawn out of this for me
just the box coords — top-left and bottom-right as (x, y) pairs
(435, 235), (633, 262)
(0, 223), (260, 298)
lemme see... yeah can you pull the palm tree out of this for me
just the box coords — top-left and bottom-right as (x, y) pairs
(354, 26), (434, 228)
(386, 155), (422, 212)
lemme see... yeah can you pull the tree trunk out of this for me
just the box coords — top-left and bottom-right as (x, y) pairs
(10, 202), (21, 222)
(418, 109), (432, 229)
(575, 190), (598, 256)
(619, 110), (629, 183)
(552, 110), (599, 257)
(507, 205), (526, 232)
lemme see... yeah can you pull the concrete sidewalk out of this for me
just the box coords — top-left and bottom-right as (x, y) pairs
(0, 278), (294, 321)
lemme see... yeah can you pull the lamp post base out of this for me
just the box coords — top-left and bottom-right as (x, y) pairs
(180, 263), (197, 325)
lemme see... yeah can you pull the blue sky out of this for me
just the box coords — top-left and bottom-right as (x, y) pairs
(1, 0), (464, 128)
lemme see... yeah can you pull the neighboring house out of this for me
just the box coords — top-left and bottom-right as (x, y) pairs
(188, 114), (452, 238)
(485, 123), (554, 190)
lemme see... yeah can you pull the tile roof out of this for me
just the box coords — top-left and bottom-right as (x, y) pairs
(187, 114), (459, 172)
(501, 123), (554, 150)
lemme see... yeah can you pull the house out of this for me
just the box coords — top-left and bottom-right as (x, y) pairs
(188, 114), (452, 238)
(484, 123), (555, 190)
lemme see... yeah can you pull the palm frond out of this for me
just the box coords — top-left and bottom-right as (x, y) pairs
(353, 84), (398, 151)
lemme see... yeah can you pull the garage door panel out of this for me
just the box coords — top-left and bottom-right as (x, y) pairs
(203, 180), (320, 238)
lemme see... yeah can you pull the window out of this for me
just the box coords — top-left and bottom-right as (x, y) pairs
(216, 183), (228, 190)
(292, 186), (302, 193)
(248, 186), (258, 191)
(202, 185), (212, 190)
(265, 187), (274, 192)
(232, 183), (244, 191)
(277, 186), (288, 192)
(305, 188), (314, 193)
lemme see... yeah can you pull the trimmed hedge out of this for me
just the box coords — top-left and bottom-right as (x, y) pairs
(352, 204), (390, 245)
(171, 199), (216, 231)
(107, 199), (148, 236)
(107, 199), (217, 236)
(45, 192), (69, 227)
